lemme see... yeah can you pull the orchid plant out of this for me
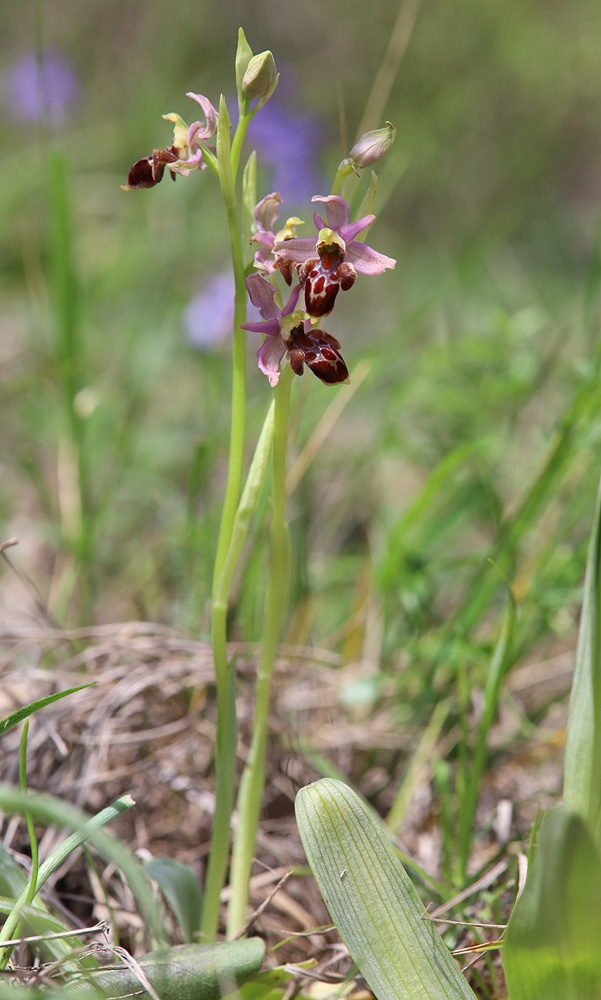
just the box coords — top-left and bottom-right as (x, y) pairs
(124, 29), (396, 941)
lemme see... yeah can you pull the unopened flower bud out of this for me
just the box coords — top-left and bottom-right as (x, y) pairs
(349, 122), (396, 168)
(242, 50), (277, 101)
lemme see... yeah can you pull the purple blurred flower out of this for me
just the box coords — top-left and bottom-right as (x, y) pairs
(4, 51), (79, 125)
(183, 271), (261, 350)
(244, 89), (325, 208)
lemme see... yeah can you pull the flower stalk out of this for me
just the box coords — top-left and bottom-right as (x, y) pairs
(227, 364), (293, 936)
(201, 95), (256, 943)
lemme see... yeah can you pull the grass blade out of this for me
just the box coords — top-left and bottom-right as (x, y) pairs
(457, 596), (516, 880)
(0, 787), (166, 952)
(0, 684), (94, 738)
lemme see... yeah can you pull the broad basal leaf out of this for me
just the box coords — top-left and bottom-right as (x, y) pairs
(564, 471), (601, 843)
(503, 806), (601, 999)
(64, 939), (265, 1000)
(296, 778), (476, 1000)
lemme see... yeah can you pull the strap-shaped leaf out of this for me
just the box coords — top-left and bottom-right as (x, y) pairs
(564, 472), (601, 842)
(0, 684), (94, 738)
(503, 806), (601, 999)
(63, 939), (265, 999)
(144, 857), (203, 944)
(295, 779), (476, 1000)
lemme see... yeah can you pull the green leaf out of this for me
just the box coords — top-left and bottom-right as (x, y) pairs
(63, 939), (265, 999)
(241, 149), (257, 267)
(503, 806), (601, 999)
(0, 985), (45, 1000)
(564, 471), (601, 842)
(237, 964), (314, 1000)
(144, 857), (203, 944)
(0, 684), (95, 738)
(0, 786), (166, 949)
(0, 842), (81, 963)
(295, 778), (476, 1000)
(357, 170), (378, 219)
(0, 841), (29, 899)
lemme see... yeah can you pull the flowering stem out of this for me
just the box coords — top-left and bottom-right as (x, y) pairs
(201, 399), (276, 938)
(201, 97), (251, 942)
(230, 112), (252, 181)
(331, 161), (356, 197)
(226, 364), (293, 937)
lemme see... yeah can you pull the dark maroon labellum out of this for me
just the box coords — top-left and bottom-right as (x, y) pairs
(299, 252), (357, 318)
(286, 326), (349, 386)
(125, 146), (179, 189)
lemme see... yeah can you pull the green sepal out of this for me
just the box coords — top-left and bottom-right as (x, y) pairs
(235, 28), (253, 116)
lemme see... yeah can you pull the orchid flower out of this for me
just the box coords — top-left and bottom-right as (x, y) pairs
(241, 274), (349, 387)
(273, 194), (396, 317)
(250, 192), (304, 282)
(124, 92), (218, 189)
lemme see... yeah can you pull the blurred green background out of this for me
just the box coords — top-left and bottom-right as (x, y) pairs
(2, 0), (601, 663)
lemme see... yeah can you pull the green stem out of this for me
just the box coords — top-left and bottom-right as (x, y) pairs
(230, 112), (252, 181)
(201, 401), (276, 942)
(331, 161), (356, 196)
(226, 366), (293, 937)
(201, 99), (256, 942)
(210, 101), (256, 595)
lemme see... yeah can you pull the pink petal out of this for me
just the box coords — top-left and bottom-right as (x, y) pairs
(281, 283), (302, 316)
(251, 231), (275, 249)
(339, 214), (375, 244)
(273, 236), (318, 264)
(345, 241), (396, 274)
(241, 318), (281, 336)
(311, 195), (350, 231)
(254, 191), (282, 233)
(186, 93), (219, 137)
(245, 274), (279, 319)
(257, 336), (286, 387)
(253, 244), (278, 273)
